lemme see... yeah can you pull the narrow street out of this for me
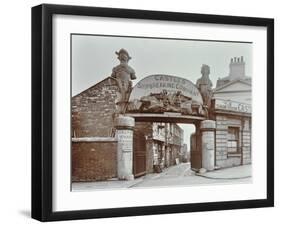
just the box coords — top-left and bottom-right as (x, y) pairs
(72, 163), (252, 191)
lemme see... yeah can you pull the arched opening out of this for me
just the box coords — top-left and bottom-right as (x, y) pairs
(130, 116), (201, 178)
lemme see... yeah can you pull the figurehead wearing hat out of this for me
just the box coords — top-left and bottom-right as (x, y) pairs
(115, 48), (132, 62)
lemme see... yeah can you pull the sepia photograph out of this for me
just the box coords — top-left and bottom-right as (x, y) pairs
(31, 3), (274, 221)
(71, 34), (252, 191)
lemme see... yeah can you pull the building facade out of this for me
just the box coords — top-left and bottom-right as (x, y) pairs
(133, 122), (185, 177)
(211, 56), (251, 168)
(150, 122), (183, 170)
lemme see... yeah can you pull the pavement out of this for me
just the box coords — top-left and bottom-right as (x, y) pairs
(72, 163), (252, 191)
(196, 164), (252, 179)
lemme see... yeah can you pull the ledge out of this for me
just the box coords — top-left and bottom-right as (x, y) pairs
(125, 113), (206, 123)
(72, 137), (117, 143)
(214, 110), (251, 117)
(227, 153), (242, 158)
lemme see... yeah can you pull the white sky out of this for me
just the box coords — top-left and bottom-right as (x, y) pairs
(71, 34), (252, 149)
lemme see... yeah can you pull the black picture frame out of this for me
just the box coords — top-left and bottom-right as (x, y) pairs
(31, 3), (274, 222)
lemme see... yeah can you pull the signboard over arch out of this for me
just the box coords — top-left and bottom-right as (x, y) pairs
(127, 74), (205, 116)
(129, 74), (203, 104)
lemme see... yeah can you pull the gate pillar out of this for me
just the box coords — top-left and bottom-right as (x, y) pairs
(200, 120), (216, 171)
(115, 115), (135, 180)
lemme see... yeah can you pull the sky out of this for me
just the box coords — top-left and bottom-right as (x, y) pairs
(71, 34), (252, 148)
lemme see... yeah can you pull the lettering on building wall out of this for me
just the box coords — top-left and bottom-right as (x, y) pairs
(215, 99), (251, 113)
(118, 130), (133, 152)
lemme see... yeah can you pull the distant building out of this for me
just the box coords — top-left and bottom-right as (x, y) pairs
(211, 56), (251, 168)
(214, 56), (251, 104)
(180, 143), (189, 163)
(133, 122), (185, 176)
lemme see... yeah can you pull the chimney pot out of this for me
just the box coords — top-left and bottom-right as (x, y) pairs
(229, 56), (245, 78)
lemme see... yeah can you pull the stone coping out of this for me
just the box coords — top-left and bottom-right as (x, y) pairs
(200, 120), (216, 129)
(115, 116), (135, 128)
(72, 137), (117, 143)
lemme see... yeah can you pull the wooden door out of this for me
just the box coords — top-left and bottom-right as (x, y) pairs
(133, 131), (146, 177)
(190, 129), (202, 170)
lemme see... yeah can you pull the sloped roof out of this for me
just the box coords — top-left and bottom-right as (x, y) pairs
(213, 78), (251, 93)
(72, 76), (118, 98)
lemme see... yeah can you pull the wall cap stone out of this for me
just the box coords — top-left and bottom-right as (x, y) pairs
(200, 120), (216, 130)
(115, 115), (135, 128)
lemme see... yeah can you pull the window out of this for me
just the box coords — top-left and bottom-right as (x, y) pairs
(227, 127), (239, 153)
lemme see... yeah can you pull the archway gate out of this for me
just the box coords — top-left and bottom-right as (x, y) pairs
(115, 114), (216, 180)
(128, 114), (205, 176)
(114, 74), (216, 180)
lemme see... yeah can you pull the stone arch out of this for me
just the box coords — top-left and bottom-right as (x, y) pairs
(126, 74), (206, 117)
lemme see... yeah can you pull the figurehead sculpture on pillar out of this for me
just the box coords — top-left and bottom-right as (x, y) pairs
(196, 64), (213, 112)
(111, 48), (136, 113)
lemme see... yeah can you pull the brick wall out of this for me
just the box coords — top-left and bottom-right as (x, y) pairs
(72, 138), (118, 182)
(72, 77), (120, 137)
(215, 114), (251, 168)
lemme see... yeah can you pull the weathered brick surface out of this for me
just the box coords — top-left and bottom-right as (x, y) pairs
(242, 128), (251, 164)
(72, 77), (120, 137)
(216, 157), (241, 168)
(215, 115), (251, 168)
(72, 141), (118, 181)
